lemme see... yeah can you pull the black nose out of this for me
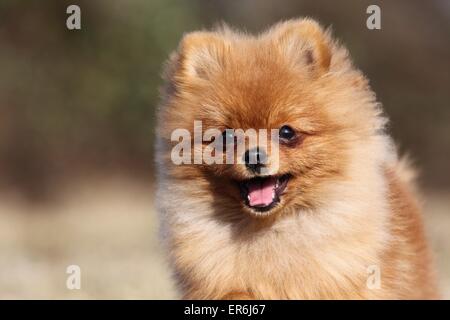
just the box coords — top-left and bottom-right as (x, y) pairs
(244, 147), (267, 173)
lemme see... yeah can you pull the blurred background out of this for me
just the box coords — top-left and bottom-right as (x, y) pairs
(0, 0), (449, 299)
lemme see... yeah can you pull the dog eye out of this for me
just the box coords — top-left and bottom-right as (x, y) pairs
(222, 129), (235, 144)
(279, 125), (296, 141)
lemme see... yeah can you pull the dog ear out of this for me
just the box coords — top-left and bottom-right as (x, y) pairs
(272, 19), (332, 75)
(171, 31), (228, 83)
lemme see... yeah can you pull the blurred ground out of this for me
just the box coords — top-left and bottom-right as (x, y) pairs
(0, 177), (177, 299)
(0, 177), (448, 299)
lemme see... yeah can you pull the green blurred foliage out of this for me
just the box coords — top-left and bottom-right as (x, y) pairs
(0, 0), (449, 200)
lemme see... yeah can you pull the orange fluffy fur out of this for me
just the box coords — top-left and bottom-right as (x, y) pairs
(155, 18), (438, 299)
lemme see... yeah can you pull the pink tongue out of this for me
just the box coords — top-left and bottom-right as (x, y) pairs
(247, 177), (277, 207)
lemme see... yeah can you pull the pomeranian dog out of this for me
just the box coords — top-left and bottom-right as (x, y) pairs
(155, 18), (438, 299)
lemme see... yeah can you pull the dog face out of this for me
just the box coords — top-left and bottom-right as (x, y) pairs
(159, 19), (383, 217)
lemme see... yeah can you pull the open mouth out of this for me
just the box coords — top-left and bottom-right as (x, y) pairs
(237, 174), (291, 212)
